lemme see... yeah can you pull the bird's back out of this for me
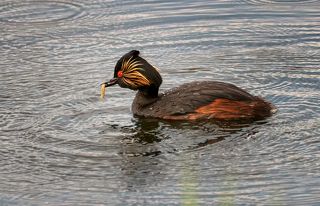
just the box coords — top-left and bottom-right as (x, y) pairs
(132, 81), (275, 121)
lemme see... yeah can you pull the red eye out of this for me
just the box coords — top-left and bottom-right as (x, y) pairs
(117, 71), (123, 78)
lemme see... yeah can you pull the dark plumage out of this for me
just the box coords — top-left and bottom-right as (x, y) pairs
(101, 50), (276, 121)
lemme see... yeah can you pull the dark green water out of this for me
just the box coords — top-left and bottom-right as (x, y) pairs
(1, 0), (319, 205)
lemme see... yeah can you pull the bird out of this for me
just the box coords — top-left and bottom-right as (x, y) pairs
(101, 50), (276, 121)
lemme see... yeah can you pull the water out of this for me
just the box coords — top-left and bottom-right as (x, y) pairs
(1, 0), (320, 205)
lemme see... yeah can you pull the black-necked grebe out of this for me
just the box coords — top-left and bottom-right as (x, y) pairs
(101, 50), (276, 121)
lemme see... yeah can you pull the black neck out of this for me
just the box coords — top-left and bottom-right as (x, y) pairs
(139, 84), (160, 98)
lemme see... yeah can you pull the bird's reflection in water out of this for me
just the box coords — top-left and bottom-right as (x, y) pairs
(114, 118), (266, 195)
(116, 117), (266, 157)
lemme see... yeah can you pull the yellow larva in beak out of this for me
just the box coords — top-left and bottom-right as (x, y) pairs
(100, 83), (106, 99)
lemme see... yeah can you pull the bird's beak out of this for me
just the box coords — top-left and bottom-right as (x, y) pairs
(100, 78), (118, 99)
(104, 77), (118, 87)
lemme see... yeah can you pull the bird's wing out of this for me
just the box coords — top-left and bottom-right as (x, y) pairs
(155, 81), (256, 116)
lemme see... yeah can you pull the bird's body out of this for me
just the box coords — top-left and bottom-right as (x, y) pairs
(102, 50), (276, 121)
(132, 81), (274, 120)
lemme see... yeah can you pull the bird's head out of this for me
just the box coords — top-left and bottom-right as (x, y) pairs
(101, 50), (162, 98)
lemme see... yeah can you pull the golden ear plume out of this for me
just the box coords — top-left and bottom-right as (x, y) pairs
(120, 57), (151, 88)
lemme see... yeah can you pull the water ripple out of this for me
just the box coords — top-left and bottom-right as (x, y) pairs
(243, 0), (319, 5)
(20, 36), (114, 66)
(1, 0), (320, 205)
(0, 1), (85, 24)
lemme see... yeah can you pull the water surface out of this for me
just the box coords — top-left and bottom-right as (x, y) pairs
(1, 0), (320, 205)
